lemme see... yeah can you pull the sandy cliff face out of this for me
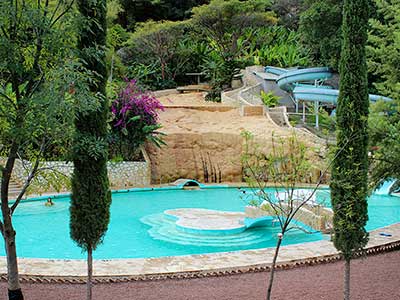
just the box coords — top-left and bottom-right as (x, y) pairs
(146, 106), (325, 184)
(147, 132), (243, 183)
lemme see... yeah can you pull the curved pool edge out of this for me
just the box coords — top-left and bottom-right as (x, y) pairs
(1, 222), (399, 283)
(15, 182), (330, 203)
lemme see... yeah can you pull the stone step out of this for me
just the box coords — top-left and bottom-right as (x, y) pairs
(7, 179), (22, 199)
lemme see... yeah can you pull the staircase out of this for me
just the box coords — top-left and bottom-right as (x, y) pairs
(8, 180), (22, 199)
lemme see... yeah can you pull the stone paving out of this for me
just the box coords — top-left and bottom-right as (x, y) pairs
(0, 223), (399, 278)
(165, 208), (246, 232)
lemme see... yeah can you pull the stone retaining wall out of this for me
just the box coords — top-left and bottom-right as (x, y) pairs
(240, 106), (264, 117)
(221, 66), (264, 107)
(266, 106), (291, 127)
(0, 157), (150, 194)
(238, 83), (263, 106)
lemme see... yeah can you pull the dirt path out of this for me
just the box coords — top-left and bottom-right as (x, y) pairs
(3, 250), (400, 300)
(158, 92), (221, 106)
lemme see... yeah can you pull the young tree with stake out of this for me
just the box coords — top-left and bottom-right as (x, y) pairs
(241, 131), (334, 300)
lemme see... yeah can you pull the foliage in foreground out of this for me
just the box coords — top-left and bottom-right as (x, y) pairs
(0, 1), (80, 299)
(260, 91), (280, 107)
(330, 0), (370, 299)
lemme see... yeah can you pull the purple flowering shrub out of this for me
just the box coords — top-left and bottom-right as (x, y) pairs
(110, 80), (165, 160)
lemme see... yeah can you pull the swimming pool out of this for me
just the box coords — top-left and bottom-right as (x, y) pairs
(1, 187), (399, 259)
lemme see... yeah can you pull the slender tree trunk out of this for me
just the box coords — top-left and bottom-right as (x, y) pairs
(1, 143), (23, 300)
(109, 54), (114, 83)
(161, 62), (166, 80)
(344, 259), (350, 300)
(5, 230), (23, 300)
(87, 246), (93, 300)
(266, 233), (283, 300)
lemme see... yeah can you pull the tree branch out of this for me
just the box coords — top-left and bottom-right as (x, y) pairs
(49, 0), (62, 25)
(0, 91), (17, 110)
(0, 25), (9, 38)
(287, 135), (353, 224)
(11, 139), (46, 214)
(50, 0), (75, 28)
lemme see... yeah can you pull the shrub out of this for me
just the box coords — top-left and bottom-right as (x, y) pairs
(126, 20), (189, 90)
(110, 80), (165, 159)
(260, 91), (280, 107)
(243, 26), (311, 67)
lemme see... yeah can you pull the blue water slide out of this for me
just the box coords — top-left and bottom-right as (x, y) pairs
(276, 67), (333, 92)
(264, 66), (392, 105)
(292, 87), (392, 105)
(260, 66), (392, 128)
(244, 216), (275, 229)
(374, 179), (398, 195)
(264, 66), (287, 76)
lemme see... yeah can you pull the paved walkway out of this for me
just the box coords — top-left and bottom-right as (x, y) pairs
(1, 223), (398, 278)
(2, 250), (399, 300)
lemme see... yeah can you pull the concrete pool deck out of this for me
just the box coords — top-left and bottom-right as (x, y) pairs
(0, 223), (399, 282)
(165, 208), (247, 234)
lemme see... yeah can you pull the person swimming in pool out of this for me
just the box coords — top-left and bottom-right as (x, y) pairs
(45, 198), (54, 207)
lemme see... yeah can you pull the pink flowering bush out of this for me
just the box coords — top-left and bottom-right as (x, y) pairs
(110, 80), (165, 160)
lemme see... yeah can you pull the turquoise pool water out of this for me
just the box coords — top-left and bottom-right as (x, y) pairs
(0, 188), (399, 259)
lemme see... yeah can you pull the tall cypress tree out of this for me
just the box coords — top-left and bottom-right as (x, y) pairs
(70, 1), (111, 299)
(330, 0), (370, 299)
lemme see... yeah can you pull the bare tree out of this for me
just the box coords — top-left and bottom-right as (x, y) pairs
(241, 131), (337, 300)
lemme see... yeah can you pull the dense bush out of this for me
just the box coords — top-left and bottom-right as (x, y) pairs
(367, 0), (400, 189)
(116, 0), (312, 94)
(299, 0), (343, 70)
(118, 0), (209, 29)
(260, 91), (280, 107)
(240, 26), (311, 67)
(110, 80), (165, 160)
(367, 0), (400, 98)
(126, 21), (194, 90)
(272, 0), (303, 30)
(192, 0), (277, 98)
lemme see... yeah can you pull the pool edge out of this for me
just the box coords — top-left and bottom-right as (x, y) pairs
(1, 222), (399, 282)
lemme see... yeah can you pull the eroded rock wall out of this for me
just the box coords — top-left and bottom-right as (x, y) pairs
(146, 132), (243, 184)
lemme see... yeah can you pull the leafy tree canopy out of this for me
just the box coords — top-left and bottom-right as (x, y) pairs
(118, 0), (209, 29)
(369, 99), (400, 189)
(272, 0), (303, 30)
(126, 20), (190, 89)
(0, 0), (95, 160)
(299, 0), (343, 70)
(367, 0), (400, 98)
(0, 1), (92, 298)
(191, 0), (277, 95)
(368, 0), (400, 189)
(191, 0), (277, 58)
